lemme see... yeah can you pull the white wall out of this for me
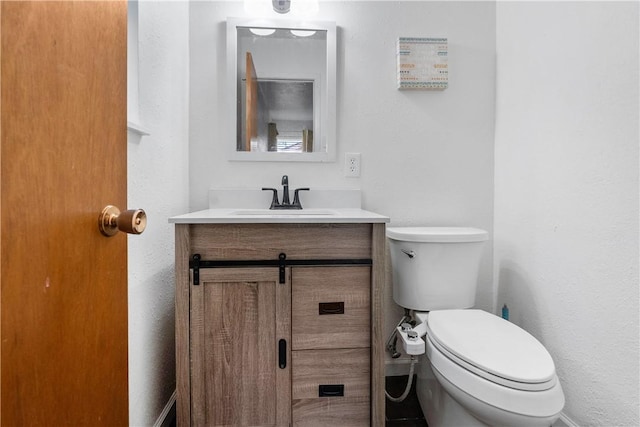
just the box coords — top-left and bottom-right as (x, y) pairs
(189, 1), (496, 351)
(126, 2), (640, 426)
(127, 1), (190, 425)
(494, 2), (639, 426)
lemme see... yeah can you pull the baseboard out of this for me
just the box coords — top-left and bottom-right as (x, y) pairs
(153, 390), (177, 427)
(553, 412), (580, 427)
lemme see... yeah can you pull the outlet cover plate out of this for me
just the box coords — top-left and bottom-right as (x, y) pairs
(345, 152), (361, 177)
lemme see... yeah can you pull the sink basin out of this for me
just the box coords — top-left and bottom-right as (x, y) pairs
(230, 209), (338, 216)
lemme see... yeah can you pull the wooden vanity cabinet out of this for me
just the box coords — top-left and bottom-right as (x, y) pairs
(175, 223), (385, 426)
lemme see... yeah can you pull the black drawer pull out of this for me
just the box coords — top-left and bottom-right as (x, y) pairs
(278, 339), (286, 369)
(319, 302), (344, 315)
(319, 384), (344, 397)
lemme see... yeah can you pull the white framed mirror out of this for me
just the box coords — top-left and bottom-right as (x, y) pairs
(227, 18), (336, 162)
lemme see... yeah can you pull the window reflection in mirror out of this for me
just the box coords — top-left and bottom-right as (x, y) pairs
(227, 19), (336, 162)
(240, 79), (314, 152)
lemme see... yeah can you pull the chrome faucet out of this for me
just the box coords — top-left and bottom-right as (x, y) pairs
(262, 175), (309, 209)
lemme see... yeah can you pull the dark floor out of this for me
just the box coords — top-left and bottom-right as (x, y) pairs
(385, 375), (428, 427)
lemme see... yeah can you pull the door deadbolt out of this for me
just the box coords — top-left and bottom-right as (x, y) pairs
(99, 205), (147, 237)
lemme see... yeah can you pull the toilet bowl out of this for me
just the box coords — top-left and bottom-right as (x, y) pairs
(418, 310), (564, 427)
(387, 227), (565, 427)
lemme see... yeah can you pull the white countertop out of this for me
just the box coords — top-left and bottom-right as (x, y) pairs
(169, 208), (390, 224)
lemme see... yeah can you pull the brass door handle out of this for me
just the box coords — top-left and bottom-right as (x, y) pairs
(99, 205), (147, 237)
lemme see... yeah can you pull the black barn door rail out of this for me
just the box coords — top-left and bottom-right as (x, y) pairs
(190, 252), (372, 285)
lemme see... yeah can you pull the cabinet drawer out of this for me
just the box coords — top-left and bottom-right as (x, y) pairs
(292, 396), (370, 427)
(292, 348), (370, 398)
(292, 348), (370, 426)
(292, 266), (370, 350)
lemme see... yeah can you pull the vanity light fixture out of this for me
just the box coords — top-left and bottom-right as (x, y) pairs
(272, 0), (291, 14)
(249, 28), (277, 36)
(290, 29), (316, 37)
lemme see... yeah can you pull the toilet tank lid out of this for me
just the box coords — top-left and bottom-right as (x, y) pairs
(387, 227), (488, 243)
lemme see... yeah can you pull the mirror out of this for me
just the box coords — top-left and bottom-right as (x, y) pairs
(227, 18), (336, 162)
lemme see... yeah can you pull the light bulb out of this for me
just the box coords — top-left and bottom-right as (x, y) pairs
(250, 28), (277, 36)
(290, 30), (316, 37)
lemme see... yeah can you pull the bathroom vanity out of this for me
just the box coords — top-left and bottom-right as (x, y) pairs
(170, 208), (389, 426)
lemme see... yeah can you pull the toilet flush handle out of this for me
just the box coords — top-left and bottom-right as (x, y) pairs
(401, 249), (416, 259)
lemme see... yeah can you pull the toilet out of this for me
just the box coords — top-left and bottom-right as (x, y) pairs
(387, 227), (565, 427)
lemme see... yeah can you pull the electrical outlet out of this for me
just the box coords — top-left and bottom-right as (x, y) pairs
(345, 153), (361, 177)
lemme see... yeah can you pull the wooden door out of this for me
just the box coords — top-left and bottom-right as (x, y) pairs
(191, 268), (291, 426)
(0, 1), (128, 426)
(245, 52), (258, 151)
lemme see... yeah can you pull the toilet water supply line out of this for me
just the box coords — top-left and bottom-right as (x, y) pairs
(385, 355), (418, 402)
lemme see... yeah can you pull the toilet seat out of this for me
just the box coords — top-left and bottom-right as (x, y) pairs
(421, 310), (565, 419)
(426, 336), (565, 422)
(425, 310), (557, 391)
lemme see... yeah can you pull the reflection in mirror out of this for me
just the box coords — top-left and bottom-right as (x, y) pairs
(237, 26), (323, 153)
(241, 79), (314, 152)
(227, 18), (336, 162)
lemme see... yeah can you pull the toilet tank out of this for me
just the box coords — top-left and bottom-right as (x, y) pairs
(387, 227), (488, 311)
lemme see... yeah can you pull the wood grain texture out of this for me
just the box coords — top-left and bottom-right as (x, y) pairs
(292, 348), (370, 399)
(189, 223), (372, 260)
(292, 267), (370, 350)
(176, 223), (385, 426)
(371, 223), (386, 426)
(291, 396), (370, 427)
(1, 2), (128, 425)
(277, 268), (293, 425)
(0, 4), (3, 422)
(245, 52), (257, 151)
(175, 224), (191, 427)
(291, 348), (370, 426)
(190, 268), (290, 426)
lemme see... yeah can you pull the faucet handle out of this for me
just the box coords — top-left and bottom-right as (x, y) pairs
(262, 188), (280, 209)
(292, 187), (310, 209)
